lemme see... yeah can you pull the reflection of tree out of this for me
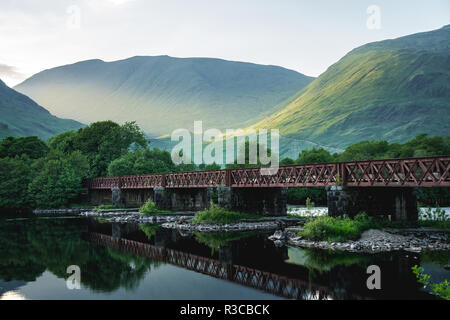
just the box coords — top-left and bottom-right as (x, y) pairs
(0, 218), (160, 292)
(297, 249), (376, 274)
(139, 224), (162, 241)
(421, 251), (450, 267)
(194, 232), (261, 254)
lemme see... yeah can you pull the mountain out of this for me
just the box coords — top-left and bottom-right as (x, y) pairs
(0, 79), (84, 140)
(246, 25), (450, 149)
(15, 56), (314, 136)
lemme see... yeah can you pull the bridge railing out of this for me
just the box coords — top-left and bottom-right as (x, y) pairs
(83, 155), (450, 189)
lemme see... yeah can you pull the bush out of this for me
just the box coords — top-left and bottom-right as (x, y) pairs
(139, 199), (169, 215)
(300, 212), (374, 242)
(412, 265), (450, 300)
(192, 202), (262, 224)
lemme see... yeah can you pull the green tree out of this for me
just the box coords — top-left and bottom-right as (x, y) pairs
(203, 162), (221, 171)
(48, 130), (78, 154)
(0, 155), (34, 209)
(296, 147), (336, 164)
(107, 147), (176, 176)
(0, 136), (48, 159)
(65, 121), (147, 177)
(28, 150), (89, 209)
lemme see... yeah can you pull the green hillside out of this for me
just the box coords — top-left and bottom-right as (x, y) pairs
(0, 79), (84, 140)
(15, 56), (314, 136)
(247, 25), (450, 148)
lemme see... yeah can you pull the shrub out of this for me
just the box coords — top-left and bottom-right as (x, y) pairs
(192, 202), (262, 224)
(139, 199), (169, 215)
(412, 265), (449, 300)
(300, 212), (374, 242)
(306, 197), (315, 210)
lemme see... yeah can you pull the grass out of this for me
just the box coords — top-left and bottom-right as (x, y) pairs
(139, 199), (170, 215)
(192, 203), (262, 224)
(299, 213), (376, 243)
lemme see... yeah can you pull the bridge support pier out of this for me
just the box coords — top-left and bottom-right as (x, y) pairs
(111, 188), (126, 208)
(218, 187), (287, 216)
(326, 186), (418, 221)
(154, 187), (212, 211)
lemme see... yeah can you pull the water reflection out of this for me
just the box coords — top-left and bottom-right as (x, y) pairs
(0, 217), (448, 300)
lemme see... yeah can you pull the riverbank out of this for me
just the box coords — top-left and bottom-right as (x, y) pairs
(78, 210), (305, 231)
(269, 227), (450, 253)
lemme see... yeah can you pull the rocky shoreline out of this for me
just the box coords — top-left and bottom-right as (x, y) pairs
(36, 209), (450, 252)
(161, 218), (302, 232)
(269, 227), (450, 253)
(79, 210), (305, 232)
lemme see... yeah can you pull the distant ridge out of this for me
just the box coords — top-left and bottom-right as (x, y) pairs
(15, 56), (314, 136)
(246, 25), (450, 148)
(0, 79), (84, 140)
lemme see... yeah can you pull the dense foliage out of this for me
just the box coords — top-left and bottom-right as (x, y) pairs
(192, 203), (262, 224)
(0, 121), (152, 210)
(0, 136), (49, 159)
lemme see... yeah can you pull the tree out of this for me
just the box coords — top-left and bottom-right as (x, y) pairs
(28, 150), (89, 209)
(69, 121), (147, 177)
(296, 148), (336, 164)
(0, 136), (48, 159)
(107, 147), (176, 177)
(48, 130), (78, 154)
(0, 155), (34, 209)
(203, 163), (221, 171)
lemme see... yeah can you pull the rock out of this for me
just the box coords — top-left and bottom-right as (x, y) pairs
(272, 230), (285, 240)
(273, 240), (284, 247)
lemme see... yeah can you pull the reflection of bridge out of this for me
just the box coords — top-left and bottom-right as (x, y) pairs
(84, 156), (450, 220)
(83, 232), (369, 300)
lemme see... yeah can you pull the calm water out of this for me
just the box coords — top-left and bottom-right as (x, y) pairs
(0, 217), (448, 300)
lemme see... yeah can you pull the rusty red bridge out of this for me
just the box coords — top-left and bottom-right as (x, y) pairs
(84, 156), (450, 221)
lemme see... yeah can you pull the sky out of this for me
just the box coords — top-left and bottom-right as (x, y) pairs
(0, 0), (449, 87)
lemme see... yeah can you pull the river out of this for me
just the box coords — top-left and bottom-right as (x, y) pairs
(0, 216), (448, 300)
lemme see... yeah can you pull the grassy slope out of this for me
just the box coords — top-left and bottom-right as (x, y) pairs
(0, 80), (84, 140)
(248, 25), (450, 148)
(15, 56), (314, 136)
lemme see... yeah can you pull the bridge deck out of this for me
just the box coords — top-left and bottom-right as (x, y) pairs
(84, 156), (450, 189)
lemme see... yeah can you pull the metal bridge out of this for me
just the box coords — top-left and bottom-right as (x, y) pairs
(84, 156), (450, 189)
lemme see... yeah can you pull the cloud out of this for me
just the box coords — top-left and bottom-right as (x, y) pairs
(0, 64), (24, 79)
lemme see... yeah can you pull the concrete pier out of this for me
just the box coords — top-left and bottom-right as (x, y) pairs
(326, 186), (418, 221)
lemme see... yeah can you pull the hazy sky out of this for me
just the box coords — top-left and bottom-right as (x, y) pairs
(1, 0), (449, 87)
